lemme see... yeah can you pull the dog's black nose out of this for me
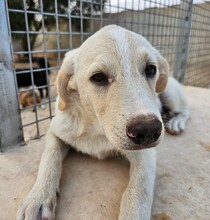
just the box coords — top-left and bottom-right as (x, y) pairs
(126, 115), (162, 145)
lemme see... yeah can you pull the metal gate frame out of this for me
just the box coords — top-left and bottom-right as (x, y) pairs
(0, 0), (24, 151)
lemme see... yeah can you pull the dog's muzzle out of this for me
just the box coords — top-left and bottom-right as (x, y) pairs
(126, 115), (162, 147)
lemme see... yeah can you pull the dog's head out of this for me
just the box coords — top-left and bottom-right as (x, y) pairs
(56, 25), (169, 150)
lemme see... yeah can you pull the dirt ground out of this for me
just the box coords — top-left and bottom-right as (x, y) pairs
(1, 86), (210, 220)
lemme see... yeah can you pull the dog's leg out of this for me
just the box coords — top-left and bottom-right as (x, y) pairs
(39, 88), (44, 99)
(46, 87), (49, 98)
(159, 77), (190, 134)
(16, 131), (69, 220)
(119, 149), (156, 220)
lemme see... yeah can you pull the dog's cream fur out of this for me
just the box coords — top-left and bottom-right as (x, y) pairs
(17, 25), (189, 220)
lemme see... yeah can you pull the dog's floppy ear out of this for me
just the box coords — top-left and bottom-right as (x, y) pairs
(155, 52), (169, 93)
(56, 49), (78, 111)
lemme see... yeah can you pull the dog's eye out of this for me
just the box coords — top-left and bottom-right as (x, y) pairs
(145, 65), (156, 77)
(90, 72), (109, 86)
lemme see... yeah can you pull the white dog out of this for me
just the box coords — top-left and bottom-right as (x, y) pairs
(17, 25), (189, 220)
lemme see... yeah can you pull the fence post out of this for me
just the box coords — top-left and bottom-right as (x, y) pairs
(173, 0), (193, 83)
(0, 0), (24, 151)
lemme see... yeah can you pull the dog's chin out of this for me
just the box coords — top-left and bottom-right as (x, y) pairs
(121, 140), (160, 151)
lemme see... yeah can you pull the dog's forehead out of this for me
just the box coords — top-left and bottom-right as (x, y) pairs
(100, 26), (153, 53)
(81, 26), (153, 56)
(99, 25), (148, 43)
(104, 27), (150, 66)
(78, 26), (157, 78)
(99, 27), (156, 74)
(106, 26), (146, 45)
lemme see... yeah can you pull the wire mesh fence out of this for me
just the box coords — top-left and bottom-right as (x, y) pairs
(1, 0), (210, 146)
(185, 2), (210, 87)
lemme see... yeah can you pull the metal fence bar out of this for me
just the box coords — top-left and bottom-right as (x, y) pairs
(173, 0), (193, 82)
(179, 0), (193, 83)
(23, 0), (40, 137)
(0, 0), (24, 151)
(40, 0), (53, 120)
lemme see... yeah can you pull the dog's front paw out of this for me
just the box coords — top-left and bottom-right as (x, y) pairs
(16, 189), (57, 220)
(165, 111), (190, 135)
